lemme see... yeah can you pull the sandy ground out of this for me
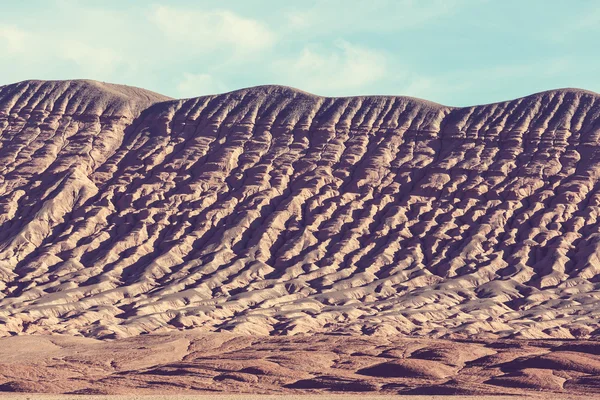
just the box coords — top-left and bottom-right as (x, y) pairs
(0, 395), (598, 400)
(1, 332), (600, 396)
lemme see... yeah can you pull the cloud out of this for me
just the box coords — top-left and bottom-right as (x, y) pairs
(0, 23), (126, 81)
(176, 73), (228, 97)
(465, 58), (574, 83)
(274, 40), (388, 95)
(0, 3), (278, 95)
(283, 0), (466, 35)
(401, 78), (436, 97)
(0, 25), (29, 53)
(545, 3), (600, 42)
(149, 5), (275, 54)
(59, 40), (123, 77)
(397, 57), (579, 106)
(0, 1), (595, 105)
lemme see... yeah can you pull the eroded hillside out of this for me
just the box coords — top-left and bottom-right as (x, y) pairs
(1, 79), (600, 339)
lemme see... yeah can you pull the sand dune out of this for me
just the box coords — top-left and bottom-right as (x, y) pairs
(1, 80), (600, 340)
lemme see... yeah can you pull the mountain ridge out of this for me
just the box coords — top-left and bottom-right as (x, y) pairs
(0, 79), (600, 339)
(3, 78), (600, 108)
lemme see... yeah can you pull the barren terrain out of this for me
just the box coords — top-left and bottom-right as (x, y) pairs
(1, 80), (600, 339)
(1, 332), (600, 395)
(2, 80), (600, 395)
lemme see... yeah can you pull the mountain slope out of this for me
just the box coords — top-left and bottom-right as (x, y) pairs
(0, 80), (600, 339)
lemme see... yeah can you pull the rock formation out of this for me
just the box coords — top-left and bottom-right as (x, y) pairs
(1, 79), (600, 340)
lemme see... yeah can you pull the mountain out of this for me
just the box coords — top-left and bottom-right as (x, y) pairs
(1, 79), (600, 340)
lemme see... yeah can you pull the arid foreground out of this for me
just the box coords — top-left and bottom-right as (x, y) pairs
(1, 332), (600, 396)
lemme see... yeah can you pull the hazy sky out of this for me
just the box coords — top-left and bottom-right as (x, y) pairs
(0, 0), (598, 106)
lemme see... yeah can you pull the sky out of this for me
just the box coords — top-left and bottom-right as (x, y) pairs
(0, 0), (598, 106)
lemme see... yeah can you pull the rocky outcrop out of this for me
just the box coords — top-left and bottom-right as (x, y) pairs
(1, 79), (600, 339)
